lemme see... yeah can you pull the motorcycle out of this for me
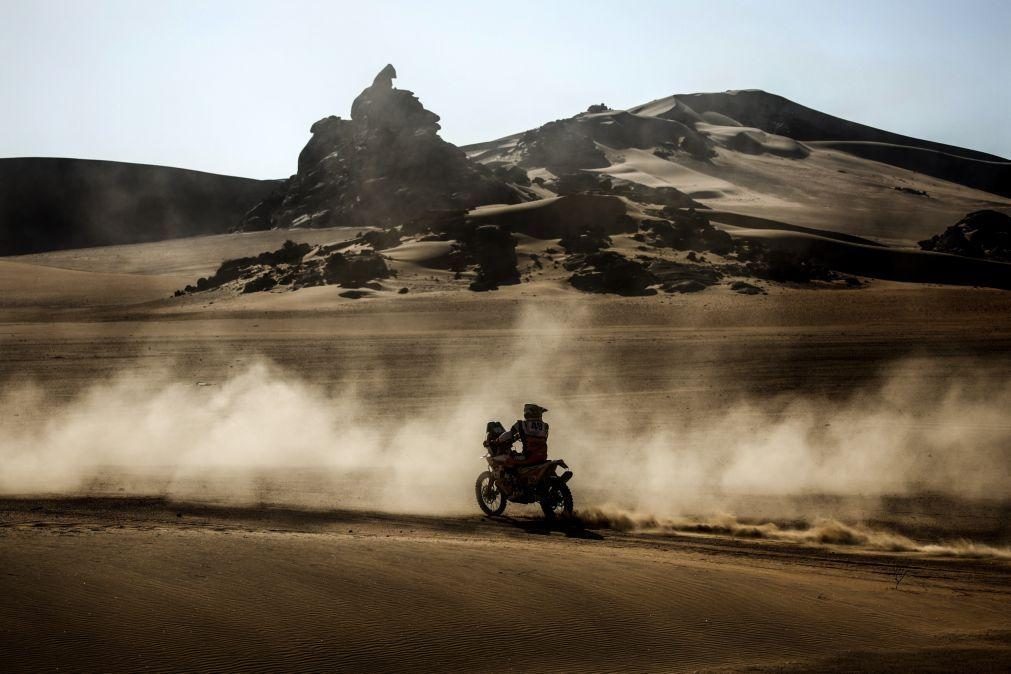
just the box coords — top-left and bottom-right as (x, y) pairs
(475, 421), (574, 519)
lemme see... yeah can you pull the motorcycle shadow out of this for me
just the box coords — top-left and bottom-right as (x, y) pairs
(490, 515), (605, 541)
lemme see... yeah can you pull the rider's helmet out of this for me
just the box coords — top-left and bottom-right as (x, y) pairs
(523, 403), (548, 419)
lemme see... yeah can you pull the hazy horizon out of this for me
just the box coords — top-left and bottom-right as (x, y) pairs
(2, 0), (1009, 178)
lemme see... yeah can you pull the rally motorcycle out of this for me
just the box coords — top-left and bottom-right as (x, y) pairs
(475, 421), (574, 519)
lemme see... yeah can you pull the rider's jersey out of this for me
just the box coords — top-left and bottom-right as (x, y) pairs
(498, 419), (549, 463)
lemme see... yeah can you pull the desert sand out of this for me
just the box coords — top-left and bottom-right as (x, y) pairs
(3, 67), (1011, 671)
(2, 225), (1010, 671)
(2, 497), (1010, 672)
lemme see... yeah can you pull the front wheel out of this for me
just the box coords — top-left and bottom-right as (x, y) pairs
(540, 480), (573, 520)
(475, 471), (507, 516)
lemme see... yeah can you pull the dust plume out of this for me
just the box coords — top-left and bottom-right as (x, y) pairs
(576, 507), (1011, 559)
(1, 306), (1009, 554)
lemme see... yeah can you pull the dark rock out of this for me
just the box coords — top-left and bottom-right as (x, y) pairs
(239, 66), (518, 232)
(560, 232), (610, 254)
(653, 142), (678, 160)
(402, 209), (468, 237)
(372, 63), (397, 88)
(610, 182), (702, 209)
(516, 119), (610, 175)
(268, 240), (312, 265)
(180, 240), (390, 295)
(586, 103), (610, 114)
(918, 210), (1011, 262)
(242, 273), (277, 294)
(292, 264), (325, 289)
(514, 110), (714, 175)
(746, 247), (834, 283)
(325, 250), (392, 288)
(554, 172), (613, 196)
(297, 115), (353, 174)
(648, 260), (721, 293)
(641, 211), (733, 254)
(568, 251), (657, 296)
(730, 280), (765, 295)
(193, 240), (311, 293)
(361, 228), (402, 250)
(466, 224), (519, 291)
(665, 279), (708, 293)
(339, 290), (369, 299)
(651, 135), (715, 160)
(680, 132), (717, 160)
(238, 183), (287, 231)
(398, 287), (409, 294)
(492, 165), (531, 186)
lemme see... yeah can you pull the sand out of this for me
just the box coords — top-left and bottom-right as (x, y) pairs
(2, 220), (1011, 671)
(2, 499), (1009, 673)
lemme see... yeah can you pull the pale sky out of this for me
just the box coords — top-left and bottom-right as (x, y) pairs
(2, 0), (1009, 178)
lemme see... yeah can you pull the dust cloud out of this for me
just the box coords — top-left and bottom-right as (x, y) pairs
(1, 306), (1009, 553)
(577, 507), (1011, 559)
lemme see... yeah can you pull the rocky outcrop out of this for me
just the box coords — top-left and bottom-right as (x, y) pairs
(239, 65), (517, 232)
(512, 110), (715, 175)
(918, 210), (1011, 262)
(638, 210), (734, 254)
(461, 224), (520, 291)
(647, 260), (722, 293)
(178, 240), (392, 295)
(567, 252), (657, 296)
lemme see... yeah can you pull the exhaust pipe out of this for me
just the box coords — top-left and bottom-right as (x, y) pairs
(559, 471), (573, 483)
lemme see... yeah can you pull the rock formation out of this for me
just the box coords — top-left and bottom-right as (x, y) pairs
(637, 210), (734, 254)
(567, 252), (658, 296)
(239, 65), (518, 232)
(918, 210), (1011, 262)
(178, 240), (393, 295)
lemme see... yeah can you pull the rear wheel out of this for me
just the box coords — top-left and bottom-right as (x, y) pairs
(540, 480), (573, 520)
(475, 471), (507, 516)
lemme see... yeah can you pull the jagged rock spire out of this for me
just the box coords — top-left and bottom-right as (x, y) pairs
(372, 64), (397, 88)
(350, 65), (439, 132)
(239, 66), (518, 232)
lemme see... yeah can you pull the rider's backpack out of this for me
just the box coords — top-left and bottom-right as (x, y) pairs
(485, 421), (506, 448)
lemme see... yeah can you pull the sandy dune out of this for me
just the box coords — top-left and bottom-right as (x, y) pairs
(0, 158), (278, 255)
(2, 499), (1009, 673)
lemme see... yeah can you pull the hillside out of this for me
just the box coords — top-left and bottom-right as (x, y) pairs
(0, 157), (279, 255)
(464, 90), (1011, 247)
(661, 89), (1011, 197)
(5, 82), (1011, 294)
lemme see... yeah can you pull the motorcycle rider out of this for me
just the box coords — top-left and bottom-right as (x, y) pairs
(494, 403), (550, 466)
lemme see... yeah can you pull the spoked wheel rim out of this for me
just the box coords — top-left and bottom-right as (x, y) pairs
(476, 472), (506, 516)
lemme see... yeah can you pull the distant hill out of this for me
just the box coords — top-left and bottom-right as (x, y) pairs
(465, 89), (1011, 244)
(0, 158), (280, 256)
(666, 90), (1011, 197)
(666, 90), (1003, 160)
